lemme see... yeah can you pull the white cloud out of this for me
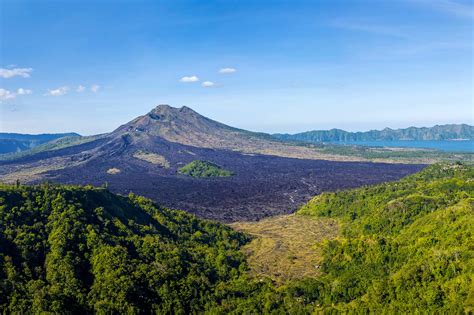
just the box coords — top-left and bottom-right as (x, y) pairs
(91, 84), (100, 92)
(0, 67), (33, 78)
(76, 85), (86, 92)
(201, 81), (215, 87)
(0, 89), (16, 100)
(17, 88), (32, 95)
(0, 88), (32, 101)
(180, 75), (199, 83)
(45, 86), (69, 96)
(219, 67), (236, 74)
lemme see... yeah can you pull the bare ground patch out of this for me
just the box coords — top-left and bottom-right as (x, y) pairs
(231, 214), (339, 284)
(133, 151), (170, 168)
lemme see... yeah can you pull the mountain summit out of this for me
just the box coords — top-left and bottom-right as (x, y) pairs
(113, 104), (269, 151)
(0, 105), (422, 221)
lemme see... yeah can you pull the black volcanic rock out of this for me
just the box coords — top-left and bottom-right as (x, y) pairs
(0, 105), (425, 222)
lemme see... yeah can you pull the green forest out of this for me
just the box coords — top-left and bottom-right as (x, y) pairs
(179, 160), (234, 178)
(1, 163), (473, 313)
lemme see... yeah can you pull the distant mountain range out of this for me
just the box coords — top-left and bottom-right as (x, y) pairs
(273, 124), (474, 143)
(0, 105), (421, 222)
(0, 132), (80, 154)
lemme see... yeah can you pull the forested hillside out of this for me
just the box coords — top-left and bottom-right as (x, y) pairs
(0, 185), (249, 313)
(274, 124), (474, 142)
(229, 163), (474, 313)
(295, 163), (474, 312)
(1, 164), (472, 313)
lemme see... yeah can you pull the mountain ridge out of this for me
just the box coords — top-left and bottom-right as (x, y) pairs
(273, 124), (474, 142)
(0, 132), (80, 154)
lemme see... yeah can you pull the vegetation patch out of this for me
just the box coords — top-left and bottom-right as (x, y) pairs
(178, 160), (234, 177)
(133, 150), (170, 168)
(231, 215), (339, 284)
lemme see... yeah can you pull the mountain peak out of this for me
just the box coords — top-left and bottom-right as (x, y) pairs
(150, 104), (195, 113)
(147, 104), (198, 119)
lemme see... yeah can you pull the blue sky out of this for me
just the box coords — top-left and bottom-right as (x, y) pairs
(1, 0), (472, 135)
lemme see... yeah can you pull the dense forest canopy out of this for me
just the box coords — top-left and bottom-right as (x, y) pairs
(1, 163), (472, 313)
(0, 185), (249, 313)
(296, 163), (474, 312)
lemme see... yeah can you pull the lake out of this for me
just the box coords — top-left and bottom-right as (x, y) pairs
(327, 140), (474, 153)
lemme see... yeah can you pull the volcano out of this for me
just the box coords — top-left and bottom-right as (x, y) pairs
(0, 105), (423, 222)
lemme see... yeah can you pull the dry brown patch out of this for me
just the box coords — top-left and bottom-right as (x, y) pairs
(106, 168), (121, 174)
(231, 214), (339, 284)
(133, 151), (170, 168)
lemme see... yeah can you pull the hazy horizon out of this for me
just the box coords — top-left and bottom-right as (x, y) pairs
(1, 0), (473, 135)
(0, 103), (473, 136)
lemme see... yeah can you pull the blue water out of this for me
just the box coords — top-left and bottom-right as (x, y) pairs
(327, 140), (474, 153)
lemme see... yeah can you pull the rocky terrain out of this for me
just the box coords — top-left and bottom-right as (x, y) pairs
(0, 105), (424, 222)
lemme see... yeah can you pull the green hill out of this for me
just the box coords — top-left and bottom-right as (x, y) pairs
(179, 160), (234, 177)
(230, 163), (474, 313)
(294, 163), (473, 312)
(0, 184), (248, 313)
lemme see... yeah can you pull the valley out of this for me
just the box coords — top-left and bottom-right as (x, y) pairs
(1, 163), (472, 313)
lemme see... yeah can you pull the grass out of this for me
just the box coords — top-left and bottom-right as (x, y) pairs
(231, 214), (339, 284)
(133, 151), (170, 168)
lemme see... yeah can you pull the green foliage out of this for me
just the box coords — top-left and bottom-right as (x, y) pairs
(0, 185), (248, 313)
(295, 163), (474, 312)
(179, 160), (234, 177)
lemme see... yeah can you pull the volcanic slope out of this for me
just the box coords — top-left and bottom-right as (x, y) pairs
(0, 105), (424, 221)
